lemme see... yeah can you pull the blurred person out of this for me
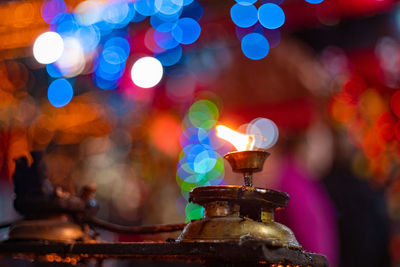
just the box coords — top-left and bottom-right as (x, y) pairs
(322, 129), (391, 267)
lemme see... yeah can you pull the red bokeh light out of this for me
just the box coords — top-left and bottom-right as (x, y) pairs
(390, 90), (400, 119)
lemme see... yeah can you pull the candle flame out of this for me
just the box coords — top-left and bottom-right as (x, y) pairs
(216, 125), (255, 151)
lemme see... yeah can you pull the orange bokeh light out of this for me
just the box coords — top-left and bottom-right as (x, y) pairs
(150, 113), (181, 157)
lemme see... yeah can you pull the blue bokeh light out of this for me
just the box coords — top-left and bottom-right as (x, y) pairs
(41, 0), (67, 24)
(155, 45), (183, 66)
(186, 144), (214, 173)
(235, 0), (257, 4)
(134, 0), (157, 16)
(51, 13), (78, 35)
(46, 63), (64, 78)
(183, 0), (194, 6)
(97, 56), (126, 79)
(104, 37), (131, 61)
(172, 18), (201, 45)
(241, 32), (270, 60)
(258, 3), (285, 29)
(47, 79), (74, 107)
(305, 0), (324, 3)
(230, 3), (258, 28)
(46, 63), (66, 78)
(94, 75), (120, 90)
(76, 25), (101, 52)
(193, 149), (217, 174)
(94, 36), (130, 87)
(131, 12), (146, 22)
(155, 0), (183, 16)
(154, 30), (180, 49)
(155, 7), (182, 21)
(181, 0), (203, 21)
(180, 127), (201, 147)
(103, 47), (127, 65)
(94, 20), (116, 35)
(150, 15), (178, 32)
(103, 0), (136, 28)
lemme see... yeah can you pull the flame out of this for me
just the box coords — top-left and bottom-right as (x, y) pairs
(216, 125), (254, 151)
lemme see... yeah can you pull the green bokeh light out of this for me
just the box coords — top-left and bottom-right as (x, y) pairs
(188, 100), (219, 130)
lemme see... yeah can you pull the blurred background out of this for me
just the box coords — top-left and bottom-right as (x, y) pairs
(0, 0), (400, 266)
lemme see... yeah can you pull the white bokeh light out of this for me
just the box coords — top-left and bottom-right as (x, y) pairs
(33, 32), (64, 64)
(131, 57), (163, 88)
(246, 118), (279, 149)
(74, 0), (104, 26)
(55, 37), (85, 77)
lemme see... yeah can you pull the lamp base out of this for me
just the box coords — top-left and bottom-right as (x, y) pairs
(8, 216), (91, 242)
(177, 185), (300, 248)
(178, 214), (300, 248)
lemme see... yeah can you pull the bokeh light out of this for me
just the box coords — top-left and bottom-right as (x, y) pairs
(46, 63), (63, 78)
(172, 18), (201, 45)
(150, 15), (178, 32)
(47, 78), (73, 107)
(74, 0), (103, 25)
(54, 37), (85, 77)
(241, 32), (270, 60)
(76, 25), (101, 52)
(53, 12), (79, 36)
(185, 202), (203, 222)
(155, 45), (183, 66)
(94, 36), (131, 90)
(177, 99), (226, 221)
(33, 32), (64, 64)
(134, 0), (157, 16)
(305, 0), (324, 4)
(154, 30), (180, 49)
(258, 3), (285, 30)
(41, 0), (67, 24)
(188, 100), (219, 130)
(131, 57), (164, 88)
(150, 113), (181, 156)
(390, 90), (400, 118)
(236, 0), (257, 4)
(246, 118), (279, 149)
(230, 3), (258, 28)
(155, 0), (183, 16)
(102, 0), (135, 28)
(144, 28), (166, 53)
(181, 0), (203, 21)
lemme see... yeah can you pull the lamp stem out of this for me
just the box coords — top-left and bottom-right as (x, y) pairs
(244, 172), (253, 187)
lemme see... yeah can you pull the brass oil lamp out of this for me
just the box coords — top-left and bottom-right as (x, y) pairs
(178, 125), (300, 248)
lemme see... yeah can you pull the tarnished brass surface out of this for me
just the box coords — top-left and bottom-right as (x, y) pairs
(190, 185), (289, 209)
(224, 150), (270, 173)
(8, 218), (83, 242)
(204, 201), (240, 217)
(178, 190), (300, 248)
(177, 215), (300, 248)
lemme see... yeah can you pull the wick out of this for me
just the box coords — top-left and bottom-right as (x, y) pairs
(244, 172), (253, 187)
